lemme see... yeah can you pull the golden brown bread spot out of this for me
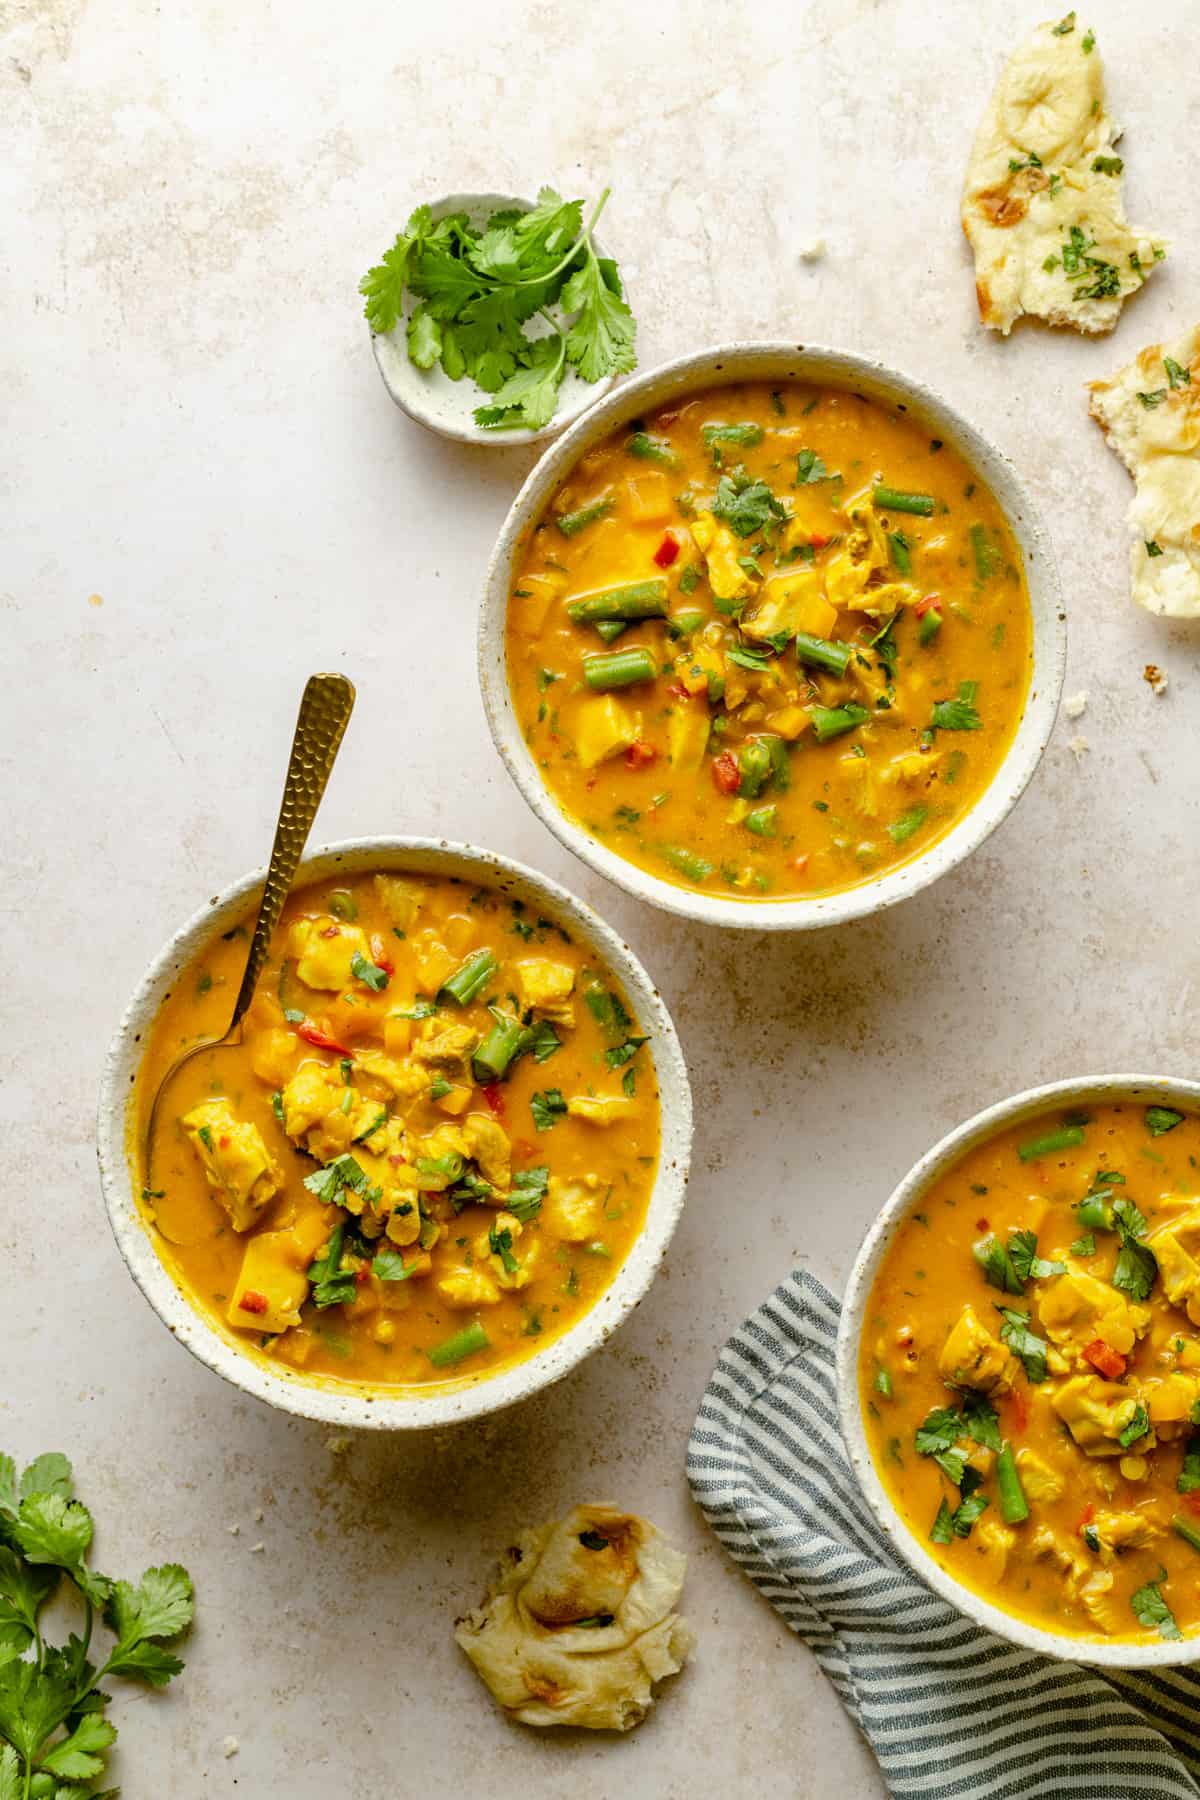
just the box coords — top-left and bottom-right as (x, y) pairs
(976, 183), (1029, 229)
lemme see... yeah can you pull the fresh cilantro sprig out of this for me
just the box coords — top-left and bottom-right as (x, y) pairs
(359, 187), (636, 431)
(0, 1451), (193, 1797)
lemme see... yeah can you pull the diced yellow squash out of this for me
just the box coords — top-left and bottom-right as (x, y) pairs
(566, 1095), (638, 1126)
(1145, 1371), (1200, 1436)
(626, 472), (673, 525)
(938, 1303), (1019, 1395)
(434, 1081), (472, 1117)
(511, 570), (567, 636)
(373, 874), (424, 932)
(437, 1267), (501, 1309)
(667, 703), (711, 771)
(741, 570), (830, 643)
(287, 916), (371, 991)
(383, 1008), (414, 1056)
(182, 1101), (282, 1232)
(765, 704), (812, 741)
(227, 1230), (309, 1334)
(515, 959), (576, 1025)
(575, 696), (641, 770)
(248, 1026), (300, 1089)
(273, 1327), (316, 1367)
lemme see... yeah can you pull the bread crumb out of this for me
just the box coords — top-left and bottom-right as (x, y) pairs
(226, 1523), (240, 1536)
(797, 237), (825, 263)
(1068, 735), (1090, 762)
(325, 1435), (351, 1455)
(250, 1542), (266, 1554)
(222, 1737), (239, 1759)
(253, 1507), (264, 1523)
(1064, 692), (1088, 720)
(1143, 663), (1168, 696)
(87, 593), (103, 608)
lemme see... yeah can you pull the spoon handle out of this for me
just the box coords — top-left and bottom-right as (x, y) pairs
(229, 672), (356, 1032)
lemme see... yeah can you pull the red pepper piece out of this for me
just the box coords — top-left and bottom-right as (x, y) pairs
(481, 1084), (506, 1118)
(624, 740), (658, 770)
(914, 593), (942, 619)
(298, 1021), (353, 1057)
(653, 532), (680, 568)
(1082, 1338), (1127, 1380)
(1076, 1503), (1096, 1534)
(1009, 1389), (1029, 1435)
(809, 532), (830, 551)
(711, 750), (740, 795)
(239, 1290), (269, 1316)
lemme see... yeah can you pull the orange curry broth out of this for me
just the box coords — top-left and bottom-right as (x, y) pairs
(136, 870), (658, 1391)
(861, 1100), (1200, 1642)
(506, 380), (1032, 902)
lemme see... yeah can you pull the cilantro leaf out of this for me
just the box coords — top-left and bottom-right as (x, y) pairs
(307, 1224), (358, 1310)
(372, 1250), (421, 1282)
(37, 1712), (117, 1781)
(1178, 1434), (1200, 1494)
(0, 1462), (15, 1522)
(0, 1658), (74, 1762)
(406, 305), (441, 369)
(1118, 1403), (1151, 1449)
(18, 1456), (72, 1504)
(0, 1744), (19, 1800)
(973, 1233), (1025, 1295)
(710, 468), (787, 538)
(509, 1165), (549, 1224)
(996, 1307), (1048, 1382)
(561, 252), (637, 384)
(531, 1089), (567, 1132)
(1165, 357), (1191, 390)
(528, 1020), (562, 1063)
(915, 1407), (963, 1457)
(931, 682), (982, 732)
(604, 1036), (647, 1070)
(474, 335), (566, 432)
(1111, 1197), (1157, 1302)
(469, 188), (584, 285)
(11, 1495), (92, 1574)
(1131, 1576), (1181, 1640)
(350, 950), (389, 992)
(105, 1564), (194, 1647)
(1006, 1229), (1066, 1284)
(962, 1397), (1002, 1453)
(359, 232), (416, 334)
(1147, 1106), (1184, 1137)
(794, 448), (830, 484)
(929, 1499), (955, 1544)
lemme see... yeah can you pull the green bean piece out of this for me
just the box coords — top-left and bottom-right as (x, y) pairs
(737, 739), (772, 798)
(328, 888), (358, 921)
(888, 805), (928, 846)
(661, 845), (714, 883)
(625, 431), (681, 469)
(745, 805), (777, 838)
(702, 422), (764, 447)
(557, 496), (614, 538)
(1077, 1193), (1114, 1231)
(996, 1443), (1030, 1524)
(472, 1010), (532, 1084)
(873, 485), (935, 517)
(918, 606), (943, 645)
(429, 1320), (491, 1368)
(794, 631), (853, 677)
(440, 948), (498, 1007)
(567, 579), (669, 624)
(1018, 1124), (1086, 1163)
(594, 619), (627, 644)
(764, 734), (791, 792)
(1172, 1515), (1200, 1554)
(809, 703), (870, 743)
(889, 531), (912, 576)
(583, 647), (657, 691)
(667, 608), (707, 639)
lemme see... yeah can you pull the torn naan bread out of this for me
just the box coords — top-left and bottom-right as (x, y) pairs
(1089, 326), (1200, 618)
(962, 14), (1166, 335)
(455, 1503), (694, 1730)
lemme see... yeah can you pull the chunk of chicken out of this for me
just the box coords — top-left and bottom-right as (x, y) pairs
(373, 873), (424, 933)
(351, 1049), (428, 1103)
(474, 1210), (539, 1291)
(1015, 1446), (1065, 1503)
(280, 1062), (388, 1162)
(1091, 1508), (1164, 1554)
(412, 1022), (479, 1075)
(938, 1304), (1019, 1395)
(566, 1095), (639, 1127)
(692, 512), (756, 604)
(515, 959), (577, 1027)
(740, 569), (830, 643)
(1038, 1268), (1151, 1363)
(1051, 1376), (1143, 1456)
(181, 1101), (282, 1232)
(1078, 1569), (1119, 1635)
(437, 1266), (501, 1309)
(462, 1113), (512, 1196)
(543, 1176), (602, 1243)
(1149, 1205), (1200, 1326)
(971, 1518), (1016, 1583)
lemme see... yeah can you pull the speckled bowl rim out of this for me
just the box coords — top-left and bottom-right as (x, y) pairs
(96, 837), (692, 1431)
(836, 1073), (1200, 1668)
(479, 340), (1067, 930)
(370, 191), (616, 448)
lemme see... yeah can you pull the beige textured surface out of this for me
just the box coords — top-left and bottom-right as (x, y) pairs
(2, 0), (1198, 1793)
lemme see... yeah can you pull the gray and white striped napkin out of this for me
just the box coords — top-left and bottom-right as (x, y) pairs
(687, 1269), (1200, 1800)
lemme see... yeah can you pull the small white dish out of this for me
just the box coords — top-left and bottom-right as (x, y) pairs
(478, 341), (1068, 931)
(836, 1073), (1200, 1668)
(97, 837), (692, 1431)
(370, 192), (617, 448)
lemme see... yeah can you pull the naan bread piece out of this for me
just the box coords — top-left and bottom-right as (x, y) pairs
(455, 1503), (694, 1730)
(963, 15), (1166, 335)
(1089, 326), (1200, 618)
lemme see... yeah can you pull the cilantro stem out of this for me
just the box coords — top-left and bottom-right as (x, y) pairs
(502, 188), (612, 291)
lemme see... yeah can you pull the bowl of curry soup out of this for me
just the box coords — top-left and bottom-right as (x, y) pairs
(97, 839), (691, 1430)
(837, 1075), (1200, 1665)
(480, 342), (1065, 929)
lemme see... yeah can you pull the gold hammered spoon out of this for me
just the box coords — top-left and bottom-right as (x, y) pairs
(144, 672), (356, 1173)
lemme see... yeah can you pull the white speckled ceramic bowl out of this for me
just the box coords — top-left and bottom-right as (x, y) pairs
(371, 192), (617, 447)
(479, 341), (1067, 929)
(97, 838), (692, 1431)
(837, 1073), (1200, 1668)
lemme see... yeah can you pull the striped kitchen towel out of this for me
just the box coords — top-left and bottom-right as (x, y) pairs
(687, 1269), (1200, 1800)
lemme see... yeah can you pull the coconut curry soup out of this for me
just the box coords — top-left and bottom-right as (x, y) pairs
(506, 381), (1032, 902)
(137, 870), (659, 1390)
(862, 1100), (1200, 1644)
